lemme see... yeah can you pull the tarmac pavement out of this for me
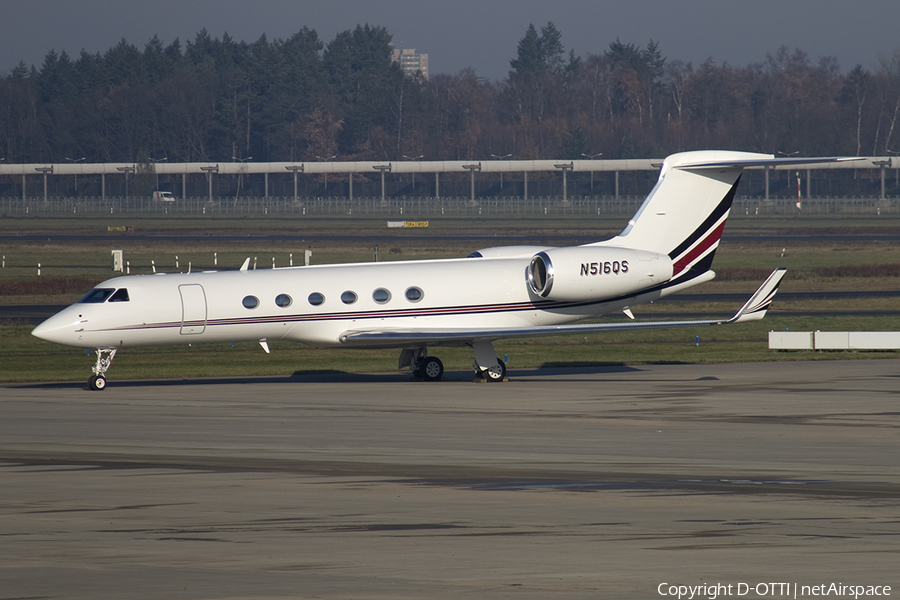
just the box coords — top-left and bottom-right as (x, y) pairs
(1, 361), (898, 599)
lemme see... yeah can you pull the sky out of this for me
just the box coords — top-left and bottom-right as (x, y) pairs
(1, 0), (899, 81)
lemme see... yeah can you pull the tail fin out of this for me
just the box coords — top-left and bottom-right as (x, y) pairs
(592, 151), (769, 280)
(592, 151), (863, 285)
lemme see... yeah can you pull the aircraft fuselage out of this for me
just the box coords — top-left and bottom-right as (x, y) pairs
(33, 251), (665, 351)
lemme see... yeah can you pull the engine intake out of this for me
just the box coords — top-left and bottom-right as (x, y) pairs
(527, 252), (555, 296)
(526, 247), (673, 301)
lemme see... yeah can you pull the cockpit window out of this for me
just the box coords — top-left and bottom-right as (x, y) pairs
(79, 288), (114, 303)
(108, 288), (130, 302)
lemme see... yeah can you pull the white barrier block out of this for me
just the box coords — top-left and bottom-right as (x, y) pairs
(772, 331), (900, 351)
(769, 331), (813, 350)
(848, 331), (900, 349)
(814, 331), (850, 349)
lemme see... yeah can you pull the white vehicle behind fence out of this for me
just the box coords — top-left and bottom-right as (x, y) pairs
(152, 191), (175, 202)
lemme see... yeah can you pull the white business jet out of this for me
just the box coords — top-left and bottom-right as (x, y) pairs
(32, 150), (854, 390)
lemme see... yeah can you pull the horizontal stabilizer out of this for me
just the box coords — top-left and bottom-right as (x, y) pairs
(676, 156), (863, 170)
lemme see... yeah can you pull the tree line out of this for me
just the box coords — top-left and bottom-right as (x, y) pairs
(1, 22), (899, 165)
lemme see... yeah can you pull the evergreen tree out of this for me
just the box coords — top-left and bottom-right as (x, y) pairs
(0, 24), (897, 165)
(323, 24), (401, 157)
(510, 24), (542, 76)
(539, 22), (565, 74)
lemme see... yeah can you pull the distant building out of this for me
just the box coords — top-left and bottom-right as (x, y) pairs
(391, 48), (429, 79)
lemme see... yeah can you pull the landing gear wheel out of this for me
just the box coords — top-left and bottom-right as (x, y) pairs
(419, 357), (444, 381)
(483, 358), (507, 382)
(87, 348), (116, 391)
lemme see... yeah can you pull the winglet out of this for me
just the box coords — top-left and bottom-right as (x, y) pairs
(726, 268), (787, 323)
(240, 257), (251, 271)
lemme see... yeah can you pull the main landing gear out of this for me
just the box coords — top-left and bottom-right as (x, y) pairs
(475, 357), (507, 382)
(471, 340), (507, 382)
(416, 356), (445, 381)
(87, 348), (117, 391)
(399, 341), (508, 383)
(401, 348), (445, 381)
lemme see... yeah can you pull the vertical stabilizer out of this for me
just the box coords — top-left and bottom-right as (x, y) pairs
(591, 150), (772, 280)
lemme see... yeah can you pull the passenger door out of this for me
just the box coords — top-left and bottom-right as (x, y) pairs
(178, 284), (207, 335)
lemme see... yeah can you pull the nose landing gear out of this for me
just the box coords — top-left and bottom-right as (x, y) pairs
(87, 348), (117, 391)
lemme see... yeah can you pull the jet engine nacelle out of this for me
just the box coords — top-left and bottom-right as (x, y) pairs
(526, 247), (673, 301)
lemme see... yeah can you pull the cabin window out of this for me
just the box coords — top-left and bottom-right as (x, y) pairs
(373, 288), (391, 304)
(108, 288), (130, 302)
(242, 295), (259, 309)
(341, 291), (357, 305)
(275, 293), (292, 307)
(405, 287), (424, 302)
(79, 288), (114, 303)
(308, 292), (325, 306)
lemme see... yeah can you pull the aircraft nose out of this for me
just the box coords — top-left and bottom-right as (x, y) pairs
(32, 309), (83, 346)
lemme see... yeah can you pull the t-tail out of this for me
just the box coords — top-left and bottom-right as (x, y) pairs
(590, 150), (861, 289)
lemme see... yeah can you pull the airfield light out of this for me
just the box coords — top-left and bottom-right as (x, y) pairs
(403, 154), (424, 188)
(115, 165), (135, 198)
(491, 154), (512, 188)
(151, 157), (168, 191)
(66, 157), (85, 194)
(316, 155), (336, 193)
(581, 152), (602, 189)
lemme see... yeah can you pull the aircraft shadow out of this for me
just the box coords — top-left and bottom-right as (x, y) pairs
(539, 362), (643, 371)
(9, 365), (653, 389)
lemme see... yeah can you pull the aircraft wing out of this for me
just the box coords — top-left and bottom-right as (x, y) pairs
(339, 269), (786, 346)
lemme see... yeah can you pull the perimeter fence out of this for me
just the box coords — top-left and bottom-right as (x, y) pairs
(0, 194), (897, 218)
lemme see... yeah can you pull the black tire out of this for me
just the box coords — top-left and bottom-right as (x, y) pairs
(483, 358), (506, 382)
(420, 357), (444, 381)
(89, 375), (107, 391)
